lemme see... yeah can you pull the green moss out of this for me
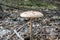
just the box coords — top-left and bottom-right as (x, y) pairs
(2, 0), (57, 9)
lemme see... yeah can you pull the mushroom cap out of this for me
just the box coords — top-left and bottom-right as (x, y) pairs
(20, 11), (43, 18)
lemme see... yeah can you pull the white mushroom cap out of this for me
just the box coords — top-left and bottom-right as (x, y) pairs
(20, 11), (43, 18)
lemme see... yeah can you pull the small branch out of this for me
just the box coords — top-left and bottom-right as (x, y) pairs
(14, 30), (24, 40)
(7, 22), (30, 40)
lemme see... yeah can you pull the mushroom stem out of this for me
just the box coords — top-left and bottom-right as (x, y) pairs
(30, 18), (33, 40)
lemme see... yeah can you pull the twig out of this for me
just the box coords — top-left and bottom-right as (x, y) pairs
(14, 30), (24, 40)
(7, 22), (30, 40)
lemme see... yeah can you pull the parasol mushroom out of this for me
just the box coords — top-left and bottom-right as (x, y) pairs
(20, 10), (43, 40)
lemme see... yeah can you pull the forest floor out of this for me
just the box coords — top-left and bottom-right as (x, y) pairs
(0, 7), (60, 40)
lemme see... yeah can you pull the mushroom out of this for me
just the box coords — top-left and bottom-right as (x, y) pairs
(20, 10), (43, 40)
